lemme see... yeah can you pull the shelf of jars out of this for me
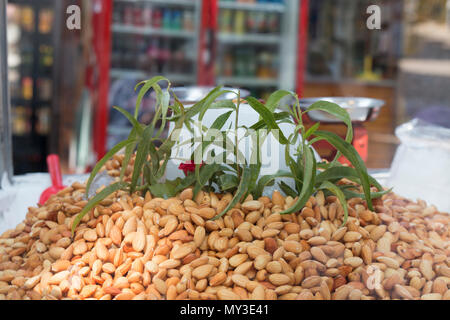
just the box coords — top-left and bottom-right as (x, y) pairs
(112, 24), (195, 38)
(114, 0), (196, 7)
(110, 68), (196, 83)
(218, 1), (285, 13)
(216, 76), (279, 87)
(218, 33), (280, 45)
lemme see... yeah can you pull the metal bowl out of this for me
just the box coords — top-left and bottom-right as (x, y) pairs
(298, 97), (385, 123)
(152, 86), (250, 105)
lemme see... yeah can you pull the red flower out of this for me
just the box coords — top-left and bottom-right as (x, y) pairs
(178, 160), (204, 175)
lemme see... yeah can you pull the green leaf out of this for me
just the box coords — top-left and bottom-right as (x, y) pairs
(284, 138), (304, 192)
(134, 76), (168, 118)
(211, 110), (234, 131)
(305, 100), (353, 163)
(281, 147), (316, 215)
(112, 106), (143, 135)
(304, 122), (320, 140)
(173, 174), (197, 194)
(212, 167), (251, 220)
(341, 187), (392, 200)
(265, 89), (296, 112)
(315, 166), (383, 191)
(85, 139), (135, 198)
(143, 163), (151, 186)
(155, 154), (171, 181)
(278, 181), (298, 198)
(154, 90), (171, 139)
(305, 101), (353, 143)
(209, 100), (236, 110)
(286, 147), (304, 182)
(317, 161), (333, 170)
(254, 170), (293, 198)
(199, 91), (236, 121)
(148, 179), (182, 199)
(245, 97), (289, 145)
(250, 112), (292, 131)
(318, 181), (350, 226)
(157, 109), (186, 157)
(156, 121), (186, 168)
(244, 163), (261, 200)
(73, 182), (128, 234)
(184, 86), (223, 119)
(120, 128), (138, 181)
(313, 130), (374, 211)
(130, 125), (153, 193)
(243, 129), (263, 200)
(194, 110), (234, 161)
(218, 174), (239, 191)
(147, 140), (160, 184)
(193, 164), (222, 197)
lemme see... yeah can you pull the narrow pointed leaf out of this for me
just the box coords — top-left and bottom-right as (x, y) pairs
(305, 100), (353, 163)
(265, 89), (296, 112)
(193, 164), (222, 197)
(341, 187), (392, 200)
(199, 90), (235, 121)
(85, 139), (134, 198)
(304, 122), (320, 140)
(184, 86), (223, 119)
(120, 128), (137, 181)
(315, 166), (383, 191)
(254, 170), (293, 198)
(318, 181), (349, 226)
(281, 147), (316, 215)
(134, 76), (168, 118)
(212, 167), (251, 220)
(250, 112), (291, 131)
(245, 97), (288, 144)
(218, 174), (239, 191)
(130, 125), (153, 193)
(155, 90), (171, 139)
(112, 106), (143, 135)
(313, 130), (374, 211)
(73, 182), (128, 234)
(305, 101), (353, 143)
(278, 181), (298, 198)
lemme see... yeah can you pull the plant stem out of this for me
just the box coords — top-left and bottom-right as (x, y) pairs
(294, 95), (307, 163)
(235, 91), (241, 180)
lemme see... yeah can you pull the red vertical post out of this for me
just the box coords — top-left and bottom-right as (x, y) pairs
(197, 0), (217, 85)
(296, 0), (309, 98)
(92, 0), (112, 160)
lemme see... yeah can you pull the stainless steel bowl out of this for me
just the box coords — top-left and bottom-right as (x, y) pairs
(298, 97), (385, 123)
(152, 86), (250, 105)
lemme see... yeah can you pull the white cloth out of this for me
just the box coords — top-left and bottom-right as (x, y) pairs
(0, 173), (88, 235)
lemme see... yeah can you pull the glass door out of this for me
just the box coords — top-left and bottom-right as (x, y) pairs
(215, 0), (299, 100)
(108, 0), (203, 149)
(7, 0), (60, 174)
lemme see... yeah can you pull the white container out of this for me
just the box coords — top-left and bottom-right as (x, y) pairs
(386, 119), (450, 212)
(166, 103), (321, 197)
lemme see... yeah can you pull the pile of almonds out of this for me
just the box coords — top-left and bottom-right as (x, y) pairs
(0, 158), (449, 300)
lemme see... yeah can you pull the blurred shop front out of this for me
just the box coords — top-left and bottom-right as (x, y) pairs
(4, 0), (450, 175)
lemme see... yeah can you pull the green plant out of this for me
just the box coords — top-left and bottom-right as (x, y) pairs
(72, 76), (388, 234)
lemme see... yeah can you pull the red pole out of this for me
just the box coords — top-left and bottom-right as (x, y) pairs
(197, 0), (217, 85)
(92, 0), (112, 161)
(296, 0), (309, 98)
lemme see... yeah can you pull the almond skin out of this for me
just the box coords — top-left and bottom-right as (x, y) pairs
(192, 264), (214, 279)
